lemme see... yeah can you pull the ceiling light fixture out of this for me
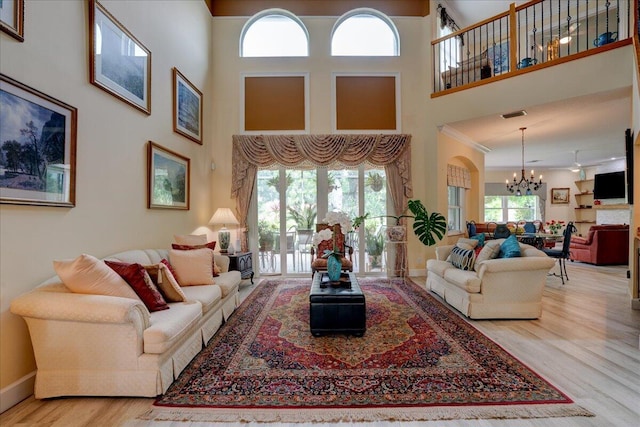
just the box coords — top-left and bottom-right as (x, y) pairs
(506, 127), (543, 196)
(559, 36), (572, 44)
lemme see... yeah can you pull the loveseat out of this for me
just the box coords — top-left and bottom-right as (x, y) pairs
(426, 238), (555, 319)
(10, 248), (241, 399)
(569, 224), (630, 265)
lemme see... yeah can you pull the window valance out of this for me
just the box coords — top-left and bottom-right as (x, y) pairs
(447, 164), (471, 189)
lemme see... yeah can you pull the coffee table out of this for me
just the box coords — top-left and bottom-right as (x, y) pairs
(309, 272), (366, 337)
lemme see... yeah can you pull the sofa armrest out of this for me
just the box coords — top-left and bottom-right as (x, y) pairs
(215, 254), (230, 272)
(570, 236), (589, 246)
(11, 291), (150, 330)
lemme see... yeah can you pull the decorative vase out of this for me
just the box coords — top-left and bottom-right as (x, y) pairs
(327, 255), (342, 282)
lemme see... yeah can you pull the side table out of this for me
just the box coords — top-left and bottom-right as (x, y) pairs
(227, 251), (254, 284)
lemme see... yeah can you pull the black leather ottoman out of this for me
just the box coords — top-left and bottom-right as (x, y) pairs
(309, 272), (366, 336)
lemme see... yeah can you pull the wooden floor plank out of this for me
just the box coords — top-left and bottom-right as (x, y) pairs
(1, 262), (638, 426)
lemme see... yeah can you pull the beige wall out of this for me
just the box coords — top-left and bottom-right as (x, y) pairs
(0, 0), (213, 394)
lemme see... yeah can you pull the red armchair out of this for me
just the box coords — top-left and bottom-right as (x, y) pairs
(569, 224), (629, 265)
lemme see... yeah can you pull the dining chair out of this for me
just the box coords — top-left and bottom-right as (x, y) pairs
(542, 221), (577, 284)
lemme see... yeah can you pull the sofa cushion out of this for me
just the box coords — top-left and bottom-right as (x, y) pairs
(174, 234), (207, 245)
(455, 237), (479, 250)
(474, 240), (502, 271)
(443, 267), (481, 293)
(144, 300), (202, 354)
(105, 261), (169, 312)
(214, 271), (242, 298)
(449, 246), (476, 271)
(169, 249), (216, 286)
(53, 254), (140, 301)
(499, 235), (521, 258)
(180, 284), (222, 314)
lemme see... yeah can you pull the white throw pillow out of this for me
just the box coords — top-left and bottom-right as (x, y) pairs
(169, 248), (216, 286)
(473, 240), (502, 271)
(53, 254), (140, 300)
(173, 234), (207, 245)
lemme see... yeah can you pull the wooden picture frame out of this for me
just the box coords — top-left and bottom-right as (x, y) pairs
(551, 188), (570, 204)
(0, 0), (24, 42)
(147, 141), (190, 210)
(89, 0), (151, 114)
(172, 68), (203, 144)
(0, 74), (77, 207)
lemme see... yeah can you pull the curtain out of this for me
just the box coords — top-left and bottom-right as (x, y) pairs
(231, 134), (413, 274)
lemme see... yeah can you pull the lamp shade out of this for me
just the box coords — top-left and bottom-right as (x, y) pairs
(208, 208), (239, 227)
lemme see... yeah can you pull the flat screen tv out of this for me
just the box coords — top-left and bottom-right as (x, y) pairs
(593, 171), (626, 200)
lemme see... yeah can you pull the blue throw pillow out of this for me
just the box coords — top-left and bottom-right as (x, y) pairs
(499, 234), (521, 258)
(470, 233), (485, 247)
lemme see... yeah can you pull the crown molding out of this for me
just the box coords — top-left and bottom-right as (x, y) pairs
(438, 124), (491, 154)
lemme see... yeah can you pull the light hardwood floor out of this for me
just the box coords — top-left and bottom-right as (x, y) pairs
(2, 262), (639, 427)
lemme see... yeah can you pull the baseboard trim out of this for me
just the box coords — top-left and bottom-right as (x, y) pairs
(0, 371), (35, 414)
(632, 298), (640, 310)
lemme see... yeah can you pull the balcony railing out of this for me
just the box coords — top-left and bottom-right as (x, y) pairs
(432, 0), (634, 95)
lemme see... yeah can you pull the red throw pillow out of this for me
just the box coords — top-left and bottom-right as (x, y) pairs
(170, 242), (219, 277)
(105, 261), (169, 312)
(161, 258), (180, 282)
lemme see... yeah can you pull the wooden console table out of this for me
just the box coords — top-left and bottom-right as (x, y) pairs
(227, 252), (254, 284)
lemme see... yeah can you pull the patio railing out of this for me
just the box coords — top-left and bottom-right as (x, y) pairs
(432, 0), (634, 95)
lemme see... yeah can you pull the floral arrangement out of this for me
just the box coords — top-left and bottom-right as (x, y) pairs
(546, 219), (565, 234)
(312, 211), (352, 258)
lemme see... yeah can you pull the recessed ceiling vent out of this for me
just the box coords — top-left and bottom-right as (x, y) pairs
(500, 110), (527, 119)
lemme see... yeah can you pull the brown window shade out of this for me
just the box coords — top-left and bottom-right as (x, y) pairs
(336, 76), (397, 130)
(244, 76), (305, 131)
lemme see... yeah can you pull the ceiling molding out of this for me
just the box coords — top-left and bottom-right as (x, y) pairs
(439, 124), (491, 154)
(205, 0), (430, 17)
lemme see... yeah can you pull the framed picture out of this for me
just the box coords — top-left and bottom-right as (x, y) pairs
(0, 74), (77, 207)
(487, 40), (509, 74)
(0, 0), (24, 42)
(173, 68), (203, 144)
(89, 0), (151, 114)
(147, 141), (190, 210)
(551, 188), (570, 204)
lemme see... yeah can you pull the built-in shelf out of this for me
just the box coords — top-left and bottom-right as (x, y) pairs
(593, 204), (630, 210)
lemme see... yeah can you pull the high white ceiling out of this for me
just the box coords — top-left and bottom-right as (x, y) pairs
(440, 0), (632, 171)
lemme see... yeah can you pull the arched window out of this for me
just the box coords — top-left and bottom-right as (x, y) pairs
(331, 9), (399, 56)
(240, 9), (309, 57)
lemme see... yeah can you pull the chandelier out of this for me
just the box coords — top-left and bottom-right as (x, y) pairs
(506, 127), (543, 196)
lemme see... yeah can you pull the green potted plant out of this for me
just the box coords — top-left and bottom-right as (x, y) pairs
(365, 231), (384, 269)
(287, 203), (317, 230)
(365, 172), (385, 192)
(377, 200), (447, 246)
(266, 173), (293, 193)
(257, 220), (276, 251)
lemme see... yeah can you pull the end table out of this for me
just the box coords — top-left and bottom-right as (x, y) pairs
(227, 251), (254, 284)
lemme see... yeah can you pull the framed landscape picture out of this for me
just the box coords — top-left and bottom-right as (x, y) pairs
(173, 68), (203, 144)
(0, 74), (77, 207)
(147, 141), (190, 210)
(0, 0), (24, 42)
(551, 188), (570, 204)
(89, 0), (151, 114)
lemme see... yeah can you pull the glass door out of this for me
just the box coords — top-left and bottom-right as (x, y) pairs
(255, 165), (387, 276)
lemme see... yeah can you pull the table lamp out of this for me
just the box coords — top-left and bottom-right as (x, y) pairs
(209, 208), (239, 253)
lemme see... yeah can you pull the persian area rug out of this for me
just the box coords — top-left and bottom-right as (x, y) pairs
(142, 277), (592, 423)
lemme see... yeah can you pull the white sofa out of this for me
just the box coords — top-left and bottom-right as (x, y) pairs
(10, 249), (241, 399)
(426, 240), (555, 319)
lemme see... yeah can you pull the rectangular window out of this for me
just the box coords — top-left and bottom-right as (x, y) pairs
(448, 186), (464, 233)
(484, 195), (539, 222)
